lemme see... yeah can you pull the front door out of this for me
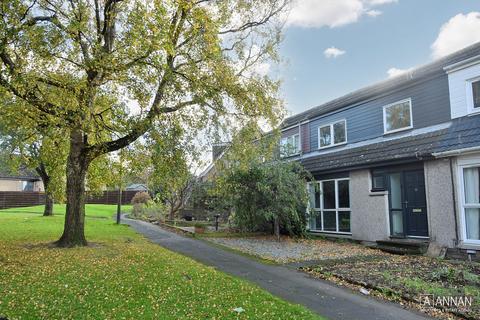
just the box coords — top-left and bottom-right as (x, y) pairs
(404, 170), (428, 237)
(388, 170), (429, 238)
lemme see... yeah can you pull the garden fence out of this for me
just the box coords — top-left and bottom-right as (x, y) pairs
(0, 190), (139, 210)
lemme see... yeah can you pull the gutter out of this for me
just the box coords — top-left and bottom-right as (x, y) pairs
(432, 146), (480, 158)
(444, 54), (480, 73)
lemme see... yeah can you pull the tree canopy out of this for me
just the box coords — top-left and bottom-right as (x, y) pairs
(220, 160), (310, 239)
(0, 0), (288, 246)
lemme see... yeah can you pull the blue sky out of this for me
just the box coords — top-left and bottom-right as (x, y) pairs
(277, 0), (480, 116)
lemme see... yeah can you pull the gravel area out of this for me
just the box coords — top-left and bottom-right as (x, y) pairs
(206, 236), (385, 263)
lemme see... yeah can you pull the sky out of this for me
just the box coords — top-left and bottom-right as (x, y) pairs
(274, 0), (480, 117)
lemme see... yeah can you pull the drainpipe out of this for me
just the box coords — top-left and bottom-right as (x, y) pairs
(449, 157), (459, 247)
(298, 122), (302, 155)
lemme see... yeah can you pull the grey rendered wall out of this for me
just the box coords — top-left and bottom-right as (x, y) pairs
(424, 159), (458, 248)
(308, 75), (451, 150)
(350, 169), (390, 242)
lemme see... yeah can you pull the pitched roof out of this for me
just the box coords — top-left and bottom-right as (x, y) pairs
(282, 42), (480, 129)
(125, 183), (148, 191)
(435, 114), (480, 153)
(0, 162), (39, 180)
(301, 114), (480, 173)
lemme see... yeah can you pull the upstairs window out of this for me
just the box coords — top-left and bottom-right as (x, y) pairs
(318, 120), (347, 149)
(472, 80), (480, 110)
(383, 99), (413, 134)
(280, 134), (300, 157)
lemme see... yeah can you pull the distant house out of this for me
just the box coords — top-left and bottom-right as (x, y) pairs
(125, 183), (148, 192)
(0, 169), (44, 192)
(199, 143), (229, 182)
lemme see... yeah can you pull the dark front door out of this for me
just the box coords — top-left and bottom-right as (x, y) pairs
(388, 169), (429, 238)
(404, 170), (428, 237)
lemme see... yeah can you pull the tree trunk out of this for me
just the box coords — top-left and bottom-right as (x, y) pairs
(44, 191), (54, 216)
(35, 164), (53, 216)
(169, 205), (177, 221)
(274, 216), (280, 241)
(168, 196), (182, 221)
(56, 130), (89, 247)
(116, 187), (122, 224)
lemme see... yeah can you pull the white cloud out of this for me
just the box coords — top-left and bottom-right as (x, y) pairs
(366, 0), (397, 5)
(324, 47), (346, 59)
(431, 12), (480, 59)
(387, 67), (413, 78)
(287, 0), (363, 28)
(286, 0), (396, 28)
(366, 10), (382, 17)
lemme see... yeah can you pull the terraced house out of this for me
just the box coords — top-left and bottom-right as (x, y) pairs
(279, 42), (480, 255)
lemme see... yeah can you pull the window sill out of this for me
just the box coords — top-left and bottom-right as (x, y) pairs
(383, 126), (413, 136)
(459, 241), (480, 248)
(280, 152), (301, 159)
(308, 230), (352, 236)
(369, 190), (388, 196)
(467, 109), (480, 117)
(318, 141), (347, 151)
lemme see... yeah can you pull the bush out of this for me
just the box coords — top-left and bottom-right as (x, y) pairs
(131, 200), (166, 222)
(194, 222), (208, 228)
(131, 191), (151, 205)
(220, 161), (310, 237)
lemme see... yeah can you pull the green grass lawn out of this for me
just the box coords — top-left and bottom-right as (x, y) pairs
(0, 205), (321, 319)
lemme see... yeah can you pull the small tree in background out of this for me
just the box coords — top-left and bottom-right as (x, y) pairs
(0, 120), (68, 216)
(221, 161), (310, 240)
(148, 119), (198, 221)
(131, 191), (152, 218)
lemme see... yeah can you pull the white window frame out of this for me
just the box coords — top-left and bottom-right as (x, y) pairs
(307, 178), (351, 235)
(382, 98), (413, 134)
(280, 133), (300, 158)
(457, 156), (480, 245)
(466, 76), (480, 115)
(317, 119), (347, 150)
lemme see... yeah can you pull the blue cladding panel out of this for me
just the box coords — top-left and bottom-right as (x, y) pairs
(281, 126), (299, 139)
(308, 75), (450, 151)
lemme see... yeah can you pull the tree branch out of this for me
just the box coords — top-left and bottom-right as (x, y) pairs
(102, 0), (123, 52)
(219, 1), (286, 35)
(24, 15), (56, 26)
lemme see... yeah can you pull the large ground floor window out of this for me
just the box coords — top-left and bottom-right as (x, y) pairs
(459, 161), (480, 243)
(307, 178), (351, 234)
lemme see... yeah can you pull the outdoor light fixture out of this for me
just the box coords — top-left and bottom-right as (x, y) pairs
(214, 214), (220, 231)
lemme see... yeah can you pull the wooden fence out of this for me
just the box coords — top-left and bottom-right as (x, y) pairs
(86, 190), (138, 205)
(0, 190), (139, 210)
(0, 191), (46, 210)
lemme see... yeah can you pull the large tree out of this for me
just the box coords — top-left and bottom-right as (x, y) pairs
(0, 0), (287, 246)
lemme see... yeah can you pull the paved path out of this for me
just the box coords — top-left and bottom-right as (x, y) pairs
(123, 216), (432, 320)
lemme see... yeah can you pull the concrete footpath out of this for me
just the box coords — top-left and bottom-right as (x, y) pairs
(122, 216), (432, 320)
